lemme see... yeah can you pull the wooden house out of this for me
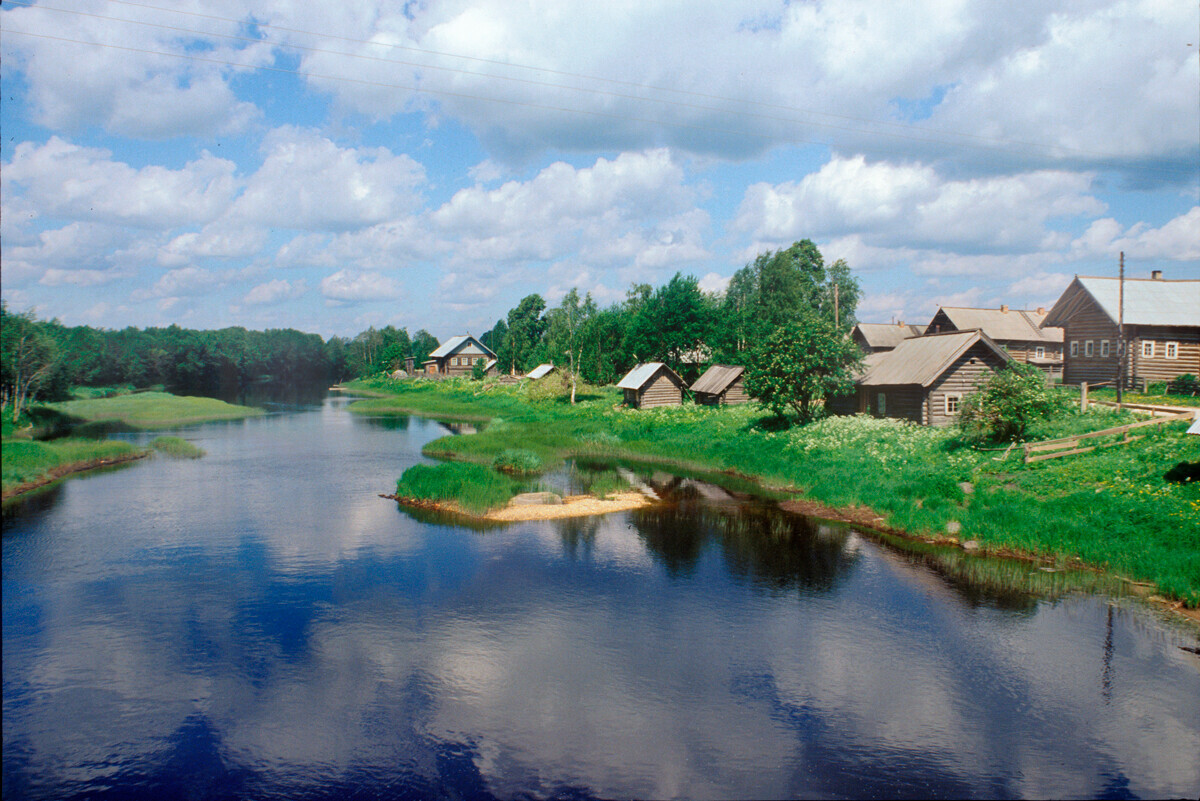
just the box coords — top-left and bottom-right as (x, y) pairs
(617, 363), (686, 409)
(526, 364), (556, 380)
(834, 329), (1013, 427)
(851, 322), (926, 353)
(690, 364), (748, 406)
(424, 335), (497, 376)
(1041, 274), (1199, 388)
(926, 305), (1063, 379)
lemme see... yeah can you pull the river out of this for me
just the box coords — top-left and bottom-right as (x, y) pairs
(3, 393), (1198, 800)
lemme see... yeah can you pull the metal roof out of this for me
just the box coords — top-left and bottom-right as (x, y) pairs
(526, 364), (555, 379)
(934, 307), (1063, 343)
(1043, 276), (1200, 328)
(617, 362), (679, 390)
(690, 364), (744, 395)
(853, 323), (926, 349)
(860, 330), (1012, 387)
(428, 335), (497, 359)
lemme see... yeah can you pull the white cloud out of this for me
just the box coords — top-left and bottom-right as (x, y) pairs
(1070, 208), (1200, 262)
(243, 279), (307, 306)
(319, 269), (403, 303)
(131, 266), (221, 300)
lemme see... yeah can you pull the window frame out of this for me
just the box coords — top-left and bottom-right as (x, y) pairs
(1100, 340), (1110, 358)
(1084, 340), (1094, 358)
(1070, 341), (1078, 357)
(1165, 341), (1178, 359)
(1142, 340), (1155, 358)
(1035, 346), (1045, 359)
(945, 393), (962, 415)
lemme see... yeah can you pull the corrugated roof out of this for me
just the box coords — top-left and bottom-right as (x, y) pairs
(1049, 276), (1200, 327)
(935, 307), (1063, 343)
(690, 364), (744, 395)
(617, 362), (677, 390)
(853, 323), (926, 348)
(428, 335), (497, 359)
(527, 363), (555, 379)
(860, 330), (1011, 387)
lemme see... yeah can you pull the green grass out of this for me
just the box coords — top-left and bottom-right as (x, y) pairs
(2, 438), (145, 493)
(150, 436), (206, 458)
(47, 391), (263, 428)
(349, 376), (1200, 607)
(394, 461), (526, 514)
(492, 448), (543, 475)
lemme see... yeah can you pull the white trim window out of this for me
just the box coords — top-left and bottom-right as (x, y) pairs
(1142, 340), (1155, 358)
(1035, 346), (1046, 359)
(1070, 341), (1079, 357)
(1165, 342), (1178, 359)
(1100, 340), (1110, 358)
(1084, 340), (1094, 357)
(945, 393), (962, 415)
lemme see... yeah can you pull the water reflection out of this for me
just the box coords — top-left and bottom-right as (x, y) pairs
(3, 400), (1199, 800)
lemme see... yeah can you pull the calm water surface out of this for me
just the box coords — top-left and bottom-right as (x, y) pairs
(3, 394), (1199, 800)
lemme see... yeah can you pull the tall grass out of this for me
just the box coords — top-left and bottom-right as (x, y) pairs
(2, 438), (144, 492)
(393, 461), (525, 514)
(150, 436), (206, 458)
(47, 392), (262, 428)
(351, 377), (1200, 606)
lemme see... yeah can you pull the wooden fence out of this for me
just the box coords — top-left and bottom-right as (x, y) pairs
(1023, 410), (1196, 464)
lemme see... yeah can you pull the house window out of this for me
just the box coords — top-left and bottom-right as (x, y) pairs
(1100, 340), (1110, 358)
(876, 392), (886, 416)
(1165, 342), (1178, 359)
(1084, 340), (1093, 357)
(1070, 341), (1078, 357)
(1035, 346), (1045, 359)
(945, 394), (961, 415)
(1142, 340), (1155, 358)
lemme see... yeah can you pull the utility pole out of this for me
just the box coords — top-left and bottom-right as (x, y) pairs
(1117, 252), (1124, 405)
(833, 281), (840, 329)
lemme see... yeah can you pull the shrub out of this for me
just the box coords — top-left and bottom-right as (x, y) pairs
(150, 436), (205, 458)
(1170, 374), (1199, 396)
(471, 360), (487, 380)
(958, 362), (1069, 442)
(492, 448), (543, 475)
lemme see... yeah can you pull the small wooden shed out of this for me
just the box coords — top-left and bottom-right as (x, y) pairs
(690, 364), (748, 406)
(617, 363), (685, 409)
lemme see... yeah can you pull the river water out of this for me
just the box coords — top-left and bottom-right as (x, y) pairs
(3, 394), (1198, 800)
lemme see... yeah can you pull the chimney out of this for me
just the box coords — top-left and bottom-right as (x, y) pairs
(1036, 307), (1046, 315)
(1151, 270), (1163, 280)
(897, 320), (905, 327)
(1000, 304), (1009, 313)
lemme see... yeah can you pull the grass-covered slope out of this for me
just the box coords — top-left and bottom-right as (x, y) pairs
(47, 391), (263, 428)
(348, 375), (1200, 606)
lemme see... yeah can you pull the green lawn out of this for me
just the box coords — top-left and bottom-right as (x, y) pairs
(47, 391), (263, 428)
(348, 375), (1200, 607)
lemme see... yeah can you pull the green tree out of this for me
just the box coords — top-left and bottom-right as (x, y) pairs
(505, 294), (547, 375)
(1, 304), (60, 422)
(545, 288), (597, 403)
(411, 330), (440, 368)
(743, 314), (861, 422)
(957, 362), (1067, 442)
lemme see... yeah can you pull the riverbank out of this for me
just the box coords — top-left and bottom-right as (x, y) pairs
(384, 490), (652, 522)
(46, 391), (263, 429)
(2, 439), (149, 499)
(347, 375), (1200, 608)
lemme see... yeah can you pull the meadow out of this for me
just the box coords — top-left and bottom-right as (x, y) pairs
(350, 374), (1200, 607)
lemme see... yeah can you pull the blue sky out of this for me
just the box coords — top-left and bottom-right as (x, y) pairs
(2, 0), (1197, 340)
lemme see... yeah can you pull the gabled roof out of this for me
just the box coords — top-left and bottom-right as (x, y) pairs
(428, 335), (497, 360)
(690, 364), (744, 395)
(1042, 276), (1200, 328)
(932, 307), (1063, 343)
(860, 330), (1012, 387)
(527, 363), (555, 379)
(617, 362), (681, 390)
(852, 323), (926, 349)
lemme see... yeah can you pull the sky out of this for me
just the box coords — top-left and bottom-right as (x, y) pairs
(2, 0), (1198, 340)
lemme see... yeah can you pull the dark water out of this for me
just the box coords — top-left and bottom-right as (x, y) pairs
(3, 394), (1199, 800)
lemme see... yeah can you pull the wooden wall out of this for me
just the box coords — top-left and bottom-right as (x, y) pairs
(1060, 305), (1121, 385)
(628, 368), (684, 408)
(926, 343), (1008, 427)
(695, 378), (749, 406)
(1129, 326), (1200, 384)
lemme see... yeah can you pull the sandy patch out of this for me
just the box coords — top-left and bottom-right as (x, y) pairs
(485, 492), (651, 521)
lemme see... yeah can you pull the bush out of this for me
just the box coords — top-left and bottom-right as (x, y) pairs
(958, 362), (1070, 442)
(492, 448), (543, 475)
(471, 360), (487, 380)
(1170, 374), (1199, 396)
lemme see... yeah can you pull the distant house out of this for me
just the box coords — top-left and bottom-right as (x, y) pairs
(926, 305), (1064, 380)
(423, 335), (497, 376)
(1041, 274), (1200, 388)
(617, 363), (686, 409)
(851, 322), (926, 354)
(690, 364), (748, 406)
(831, 329), (1013, 427)
(526, 364), (556, 380)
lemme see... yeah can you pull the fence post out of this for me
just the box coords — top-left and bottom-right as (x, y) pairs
(1080, 381), (1088, 413)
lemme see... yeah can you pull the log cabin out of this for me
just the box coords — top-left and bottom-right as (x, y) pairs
(1041, 274), (1200, 388)
(690, 364), (749, 405)
(424, 335), (497, 376)
(617, 363), (686, 408)
(851, 322), (926, 353)
(832, 329), (1013, 427)
(926, 306), (1063, 380)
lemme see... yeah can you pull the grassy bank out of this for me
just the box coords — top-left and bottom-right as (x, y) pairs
(2, 438), (147, 496)
(47, 391), (263, 428)
(348, 375), (1200, 607)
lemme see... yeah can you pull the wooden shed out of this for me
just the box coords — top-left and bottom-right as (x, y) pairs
(837, 329), (1013, 426)
(690, 364), (748, 405)
(617, 363), (686, 409)
(1041, 274), (1200, 388)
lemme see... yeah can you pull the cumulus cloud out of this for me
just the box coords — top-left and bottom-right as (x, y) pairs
(1070, 208), (1200, 262)
(243, 278), (307, 306)
(131, 266), (222, 300)
(319, 269), (403, 303)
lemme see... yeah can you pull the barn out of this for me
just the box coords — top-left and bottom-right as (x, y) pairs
(690, 364), (749, 406)
(838, 329), (1013, 426)
(617, 363), (686, 409)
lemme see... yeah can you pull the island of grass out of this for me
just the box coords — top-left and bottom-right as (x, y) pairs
(47, 390), (263, 429)
(348, 374), (1200, 610)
